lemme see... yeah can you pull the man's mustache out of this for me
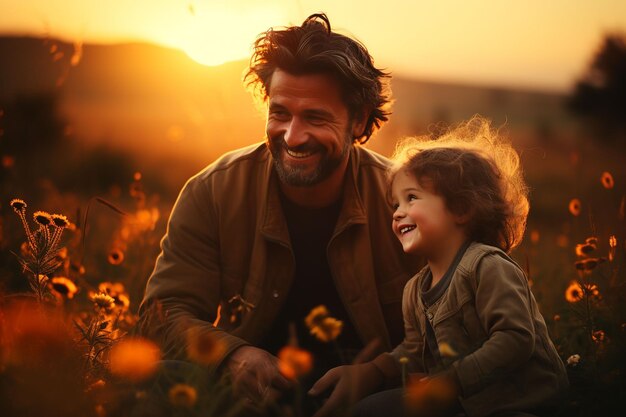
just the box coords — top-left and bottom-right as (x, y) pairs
(269, 135), (325, 154)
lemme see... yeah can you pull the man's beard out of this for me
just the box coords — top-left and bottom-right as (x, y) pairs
(267, 133), (352, 187)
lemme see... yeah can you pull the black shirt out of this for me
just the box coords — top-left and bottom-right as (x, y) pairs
(420, 241), (471, 370)
(258, 191), (363, 372)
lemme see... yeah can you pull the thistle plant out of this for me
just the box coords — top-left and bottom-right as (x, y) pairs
(75, 292), (117, 380)
(9, 198), (70, 302)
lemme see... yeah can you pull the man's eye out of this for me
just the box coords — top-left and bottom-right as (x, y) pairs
(270, 110), (289, 119)
(307, 116), (326, 125)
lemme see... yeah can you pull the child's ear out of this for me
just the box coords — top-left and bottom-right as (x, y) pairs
(454, 209), (473, 226)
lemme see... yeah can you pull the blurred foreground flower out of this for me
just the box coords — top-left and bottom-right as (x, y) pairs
(405, 375), (458, 417)
(169, 383), (198, 408)
(108, 337), (160, 382)
(278, 345), (313, 380)
(186, 327), (226, 365)
(0, 299), (76, 368)
(0, 299), (90, 415)
(438, 342), (458, 358)
(305, 305), (343, 343)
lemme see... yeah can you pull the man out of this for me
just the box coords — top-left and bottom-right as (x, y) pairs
(138, 13), (418, 408)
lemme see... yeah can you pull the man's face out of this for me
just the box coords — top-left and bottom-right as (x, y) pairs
(265, 69), (362, 187)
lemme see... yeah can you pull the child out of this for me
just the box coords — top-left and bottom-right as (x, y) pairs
(309, 117), (568, 417)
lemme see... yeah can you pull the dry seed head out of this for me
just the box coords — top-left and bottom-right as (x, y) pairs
(33, 211), (52, 226)
(10, 198), (27, 213)
(51, 214), (70, 228)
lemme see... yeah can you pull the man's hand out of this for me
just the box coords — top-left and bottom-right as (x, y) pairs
(225, 345), (293, 404)
(308, 362), (384, 417)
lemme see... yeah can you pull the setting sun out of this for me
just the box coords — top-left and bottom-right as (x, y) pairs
(168, 4), (286, 67)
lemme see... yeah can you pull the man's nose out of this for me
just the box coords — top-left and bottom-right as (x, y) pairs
(283, 118), (308, 148)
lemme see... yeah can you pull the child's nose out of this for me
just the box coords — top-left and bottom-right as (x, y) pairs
(393, 208), (405, 220)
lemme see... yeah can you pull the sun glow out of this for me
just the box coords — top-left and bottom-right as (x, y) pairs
(172, 5), (286, 67)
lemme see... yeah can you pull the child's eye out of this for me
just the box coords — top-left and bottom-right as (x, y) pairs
(408, 194), (418, 201)
(391, 202), (399, 210)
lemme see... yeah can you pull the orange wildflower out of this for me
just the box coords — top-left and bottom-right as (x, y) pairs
(574, 257), (606, 271)
(592, 330), (606, 343)
(568, 198), (581, 216)
(107, 248), (125, 265)
(601, 172), (614, 189)
(575, 243), (595, 257)
(565, 281), (584, 303)
(108, 338), (160, 382)
(49, 276), (78, 300)
(278, 345), (313, 380)
(609, 235), (617, 261)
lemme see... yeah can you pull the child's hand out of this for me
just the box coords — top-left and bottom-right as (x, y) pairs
(308, 362), (384, 417)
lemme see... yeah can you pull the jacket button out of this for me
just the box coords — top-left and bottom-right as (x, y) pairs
(427, 312), (434, 321)
(272, 290), (279, 299)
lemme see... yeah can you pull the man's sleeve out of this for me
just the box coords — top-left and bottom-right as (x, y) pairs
(451, 254), (536, 396)
(136, 174), (249, 370)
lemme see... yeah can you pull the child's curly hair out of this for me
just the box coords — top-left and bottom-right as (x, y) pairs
(389, 116), (529, 253)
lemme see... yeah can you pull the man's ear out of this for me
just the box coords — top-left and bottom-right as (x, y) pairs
(351, 112), (369, 138)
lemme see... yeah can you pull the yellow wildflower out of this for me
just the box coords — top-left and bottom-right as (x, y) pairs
(49, 276), (78, 300)
(305, 305), (343, 342)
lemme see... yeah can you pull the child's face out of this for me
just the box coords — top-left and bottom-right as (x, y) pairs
(391, 170), (465, 256)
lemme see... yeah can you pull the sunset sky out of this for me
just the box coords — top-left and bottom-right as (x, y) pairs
(2, 0), (626, 92)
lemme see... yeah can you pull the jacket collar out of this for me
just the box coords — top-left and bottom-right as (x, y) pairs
(260, 146), (367, 244)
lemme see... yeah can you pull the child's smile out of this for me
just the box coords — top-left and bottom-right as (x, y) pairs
(390, 170), (466, 258)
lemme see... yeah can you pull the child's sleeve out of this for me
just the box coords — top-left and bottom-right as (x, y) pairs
(451, 254), (536, 396)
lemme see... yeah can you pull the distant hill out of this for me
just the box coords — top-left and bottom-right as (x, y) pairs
(0, 36), (572, 168)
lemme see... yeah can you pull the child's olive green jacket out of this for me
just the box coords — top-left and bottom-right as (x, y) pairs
(384, 242), (568, 416)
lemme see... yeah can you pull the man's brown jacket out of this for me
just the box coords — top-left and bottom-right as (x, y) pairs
(138, 143), (418, 367)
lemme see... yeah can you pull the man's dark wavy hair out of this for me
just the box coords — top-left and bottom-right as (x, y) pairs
(244, 13), (391, 144)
